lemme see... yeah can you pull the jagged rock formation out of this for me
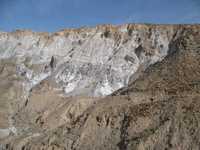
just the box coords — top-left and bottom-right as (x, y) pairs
(1, 23), (190, 98)
(0, 23), (200, 149)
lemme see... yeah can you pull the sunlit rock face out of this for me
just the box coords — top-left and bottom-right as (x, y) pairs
(0, 23), (183, 97)
(1, 24), (199, 148)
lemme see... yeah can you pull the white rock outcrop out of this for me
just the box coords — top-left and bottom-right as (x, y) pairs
(0, 24), (170, 97)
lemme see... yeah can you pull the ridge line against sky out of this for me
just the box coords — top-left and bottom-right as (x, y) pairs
(0, 0), (200, 33)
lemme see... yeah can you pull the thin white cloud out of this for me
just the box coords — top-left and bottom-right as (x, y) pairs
(170, 12), (200, 24)
(70, 0), (95, 8)
(1, 0), (32, 21)
(32, 0), (65, 14)
(0, 1), (14, 21)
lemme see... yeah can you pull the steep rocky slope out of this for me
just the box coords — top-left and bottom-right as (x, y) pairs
(1, 23), (197, 98)
(0, 23), (200, 149)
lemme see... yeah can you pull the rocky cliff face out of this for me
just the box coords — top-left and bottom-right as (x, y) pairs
(0, 23), (200, 149)
(0, 23), (185, 98)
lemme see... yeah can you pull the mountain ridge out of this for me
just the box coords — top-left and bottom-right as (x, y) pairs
(0, 23), (200, 149)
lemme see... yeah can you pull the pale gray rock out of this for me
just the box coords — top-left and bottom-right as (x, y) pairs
(0, 24), (171, 97)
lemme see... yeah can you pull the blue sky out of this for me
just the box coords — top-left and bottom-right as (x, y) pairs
(0, 0), (200, 33)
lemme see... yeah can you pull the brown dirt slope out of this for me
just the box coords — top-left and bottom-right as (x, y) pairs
(2, 24), (200, 150)
(0, 60), (24, 128)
